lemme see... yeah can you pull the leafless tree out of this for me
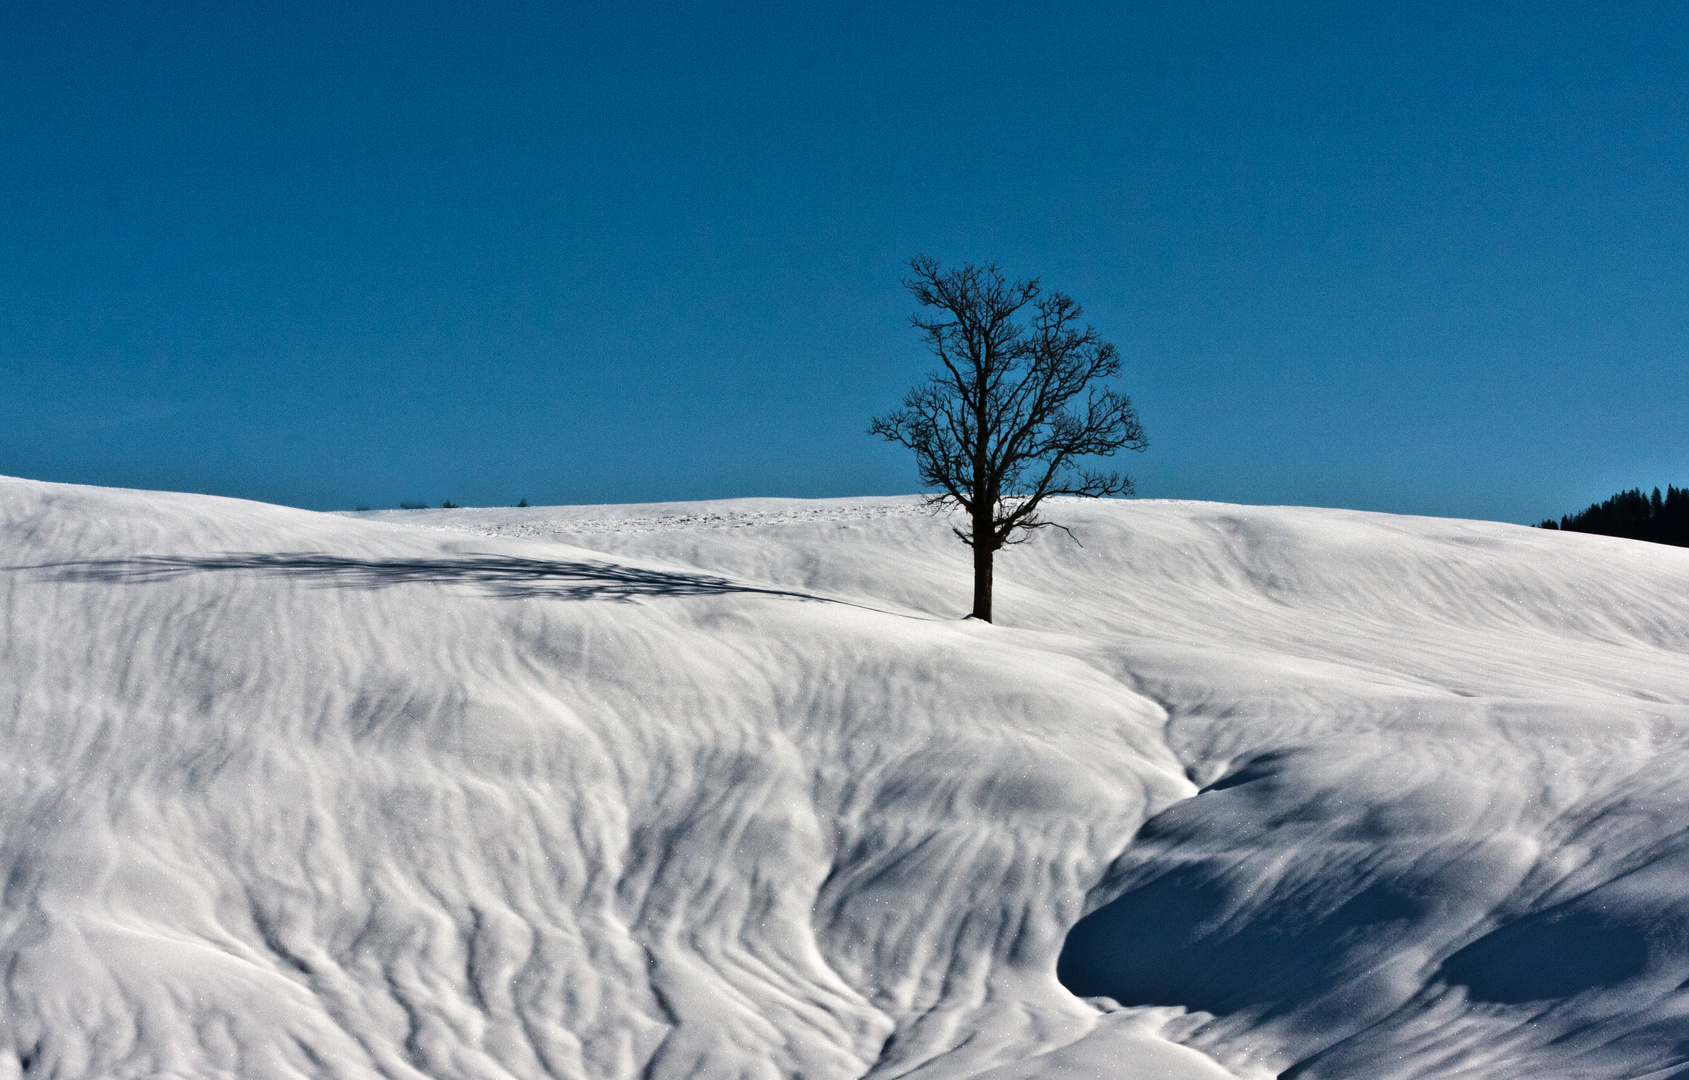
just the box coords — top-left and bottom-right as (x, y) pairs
(871, 256), (1146, 622)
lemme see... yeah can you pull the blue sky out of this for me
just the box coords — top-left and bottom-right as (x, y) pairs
(3, 2), (1686, 522)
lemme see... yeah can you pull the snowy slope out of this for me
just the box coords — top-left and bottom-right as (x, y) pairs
(3, 478), (1688, 1079)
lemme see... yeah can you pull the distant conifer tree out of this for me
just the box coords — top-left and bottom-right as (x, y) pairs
(1547, 485), (1689, 548)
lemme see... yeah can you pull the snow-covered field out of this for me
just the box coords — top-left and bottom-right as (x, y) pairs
(3, 476), (1688, 1080)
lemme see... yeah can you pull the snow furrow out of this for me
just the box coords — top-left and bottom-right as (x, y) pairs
(5, 478), (1689, 1078)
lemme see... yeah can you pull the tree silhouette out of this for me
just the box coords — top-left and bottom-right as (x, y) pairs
(1544, 485), (1689, 548)
(871, 256), (1146, 622)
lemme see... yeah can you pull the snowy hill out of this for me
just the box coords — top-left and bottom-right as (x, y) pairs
(3, 477), (1688, 1079)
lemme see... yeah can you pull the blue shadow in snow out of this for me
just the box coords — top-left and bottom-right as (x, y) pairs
(19, 552), (822, 604)
(1057, 867), (1428, 1017)
(1438, 908), (1651, 1004)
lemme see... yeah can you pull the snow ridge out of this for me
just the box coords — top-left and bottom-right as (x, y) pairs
(3, 477), (1689, 1079)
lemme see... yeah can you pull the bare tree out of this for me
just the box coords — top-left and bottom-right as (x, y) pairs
(871, 256), (1146, 622)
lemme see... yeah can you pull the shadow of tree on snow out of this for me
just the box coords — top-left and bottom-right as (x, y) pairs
(22, 552), (823, 604)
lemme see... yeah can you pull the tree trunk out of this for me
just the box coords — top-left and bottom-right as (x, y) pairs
(971, 532), (994, 623)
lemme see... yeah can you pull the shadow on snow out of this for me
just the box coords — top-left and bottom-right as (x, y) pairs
(18, 552), (823, 604)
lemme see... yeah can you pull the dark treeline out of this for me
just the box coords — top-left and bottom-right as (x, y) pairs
(1540, 486), (1689, 547)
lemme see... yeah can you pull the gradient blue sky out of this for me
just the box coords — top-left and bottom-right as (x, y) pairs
(3, 2), (1686, 521)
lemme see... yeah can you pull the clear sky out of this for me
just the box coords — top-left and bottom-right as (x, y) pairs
(3, 2), (1685, 522)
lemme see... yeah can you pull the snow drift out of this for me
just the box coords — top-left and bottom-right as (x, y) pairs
(2, 476), (1688, 1079)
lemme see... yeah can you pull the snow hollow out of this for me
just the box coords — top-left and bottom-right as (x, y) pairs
(3, 475), (1689, 1079)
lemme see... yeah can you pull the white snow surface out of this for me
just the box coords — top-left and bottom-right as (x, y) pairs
(4, 478), (1689, 1080)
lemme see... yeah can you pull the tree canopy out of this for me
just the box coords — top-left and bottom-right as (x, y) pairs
(1540, 486), (1689, 548)
(871, 256), (1146, 621)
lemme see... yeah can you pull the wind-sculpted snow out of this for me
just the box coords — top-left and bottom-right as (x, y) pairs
(3, 481), (1689, 1078)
